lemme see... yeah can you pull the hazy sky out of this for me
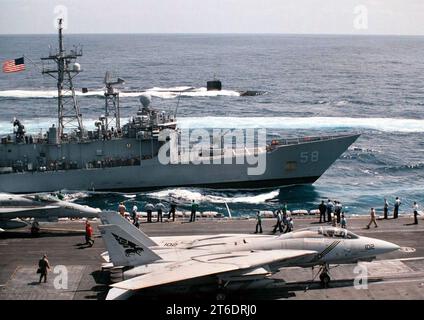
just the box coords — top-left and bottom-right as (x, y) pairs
(1, 0), (423, 35)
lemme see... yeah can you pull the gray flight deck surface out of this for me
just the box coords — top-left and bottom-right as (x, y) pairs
(0, 216), (423, 300)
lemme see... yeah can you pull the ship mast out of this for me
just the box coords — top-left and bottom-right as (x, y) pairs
(41, 18), (84, 141)
(103, 71), (125, 133)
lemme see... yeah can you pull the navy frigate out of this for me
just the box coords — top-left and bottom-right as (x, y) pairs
(0, 20), (359, 194)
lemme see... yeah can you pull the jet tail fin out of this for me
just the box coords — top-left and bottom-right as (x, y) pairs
(99, 224), (162, 267)
(99, 211), (158, 247)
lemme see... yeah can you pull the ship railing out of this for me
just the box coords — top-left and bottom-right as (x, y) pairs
(0, 154), (149, 175)
(238, 147), (266, 157)
(268, 134), (352, 149)
(0, 133), (47, 145)
(184, 146), (267, 162)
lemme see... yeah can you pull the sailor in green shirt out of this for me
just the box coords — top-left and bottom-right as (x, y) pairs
(190, 200), (199, 222)
(255, 211), (263, 234)
(282, 203), (287, 213)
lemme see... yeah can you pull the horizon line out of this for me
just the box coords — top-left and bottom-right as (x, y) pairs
(1, 32), (424, 37)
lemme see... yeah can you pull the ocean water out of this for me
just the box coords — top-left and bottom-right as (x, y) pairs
(1, 34), (424, 216)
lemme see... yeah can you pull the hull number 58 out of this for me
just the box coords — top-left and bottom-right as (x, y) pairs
(300, 151), (319, 163)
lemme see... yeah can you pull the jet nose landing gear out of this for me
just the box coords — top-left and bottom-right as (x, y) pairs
(319, 273), (330, 288)
(305, 263), (332, 292)
(319, 264), (331, 288)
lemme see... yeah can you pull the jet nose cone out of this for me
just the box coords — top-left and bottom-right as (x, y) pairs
(379, 240), (400, 253)
(86, 207), (101, 217)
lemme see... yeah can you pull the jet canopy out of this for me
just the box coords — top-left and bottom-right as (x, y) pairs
(279, 226), (359, 239)
(32, 194), (61, 203)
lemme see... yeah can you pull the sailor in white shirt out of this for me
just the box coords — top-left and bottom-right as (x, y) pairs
(413, 202), (419, 225)
(393, 197), (401, 219)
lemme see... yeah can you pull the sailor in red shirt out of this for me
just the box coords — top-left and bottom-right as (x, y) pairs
(85, 221), (94, 247)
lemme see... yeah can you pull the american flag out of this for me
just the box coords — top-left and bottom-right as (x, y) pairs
(2, 57), (25, 73)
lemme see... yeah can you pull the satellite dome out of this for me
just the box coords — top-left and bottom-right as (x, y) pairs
(72, 63), (81, 72)
(139, 94), (151, 108)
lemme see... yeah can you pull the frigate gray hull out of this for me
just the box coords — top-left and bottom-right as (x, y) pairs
(0, 134), (359, 193)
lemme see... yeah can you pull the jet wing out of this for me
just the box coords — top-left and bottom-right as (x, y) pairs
(111, 249), (316, 291)
(0, 206), (60, 214)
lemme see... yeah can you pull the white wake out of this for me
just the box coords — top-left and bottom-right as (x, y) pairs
(146, 188), (279, 204)
(0, 87), (240, 99)
(1, 116), (424, 134)
(178, 116), (424, 133)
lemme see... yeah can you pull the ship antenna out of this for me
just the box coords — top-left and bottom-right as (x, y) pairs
(173, 87), (192, 119)
(174, 91), (182, 119)
(41, 18), (84, 141)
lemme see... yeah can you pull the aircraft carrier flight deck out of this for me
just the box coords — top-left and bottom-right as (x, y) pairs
(0, 216), (423, 300)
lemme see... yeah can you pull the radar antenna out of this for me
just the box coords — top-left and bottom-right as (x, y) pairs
(104, 71), (125, 132)
(41, 18), (84, 141)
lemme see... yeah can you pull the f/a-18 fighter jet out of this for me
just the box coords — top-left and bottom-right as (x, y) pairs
(98, 211), (400, 300)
